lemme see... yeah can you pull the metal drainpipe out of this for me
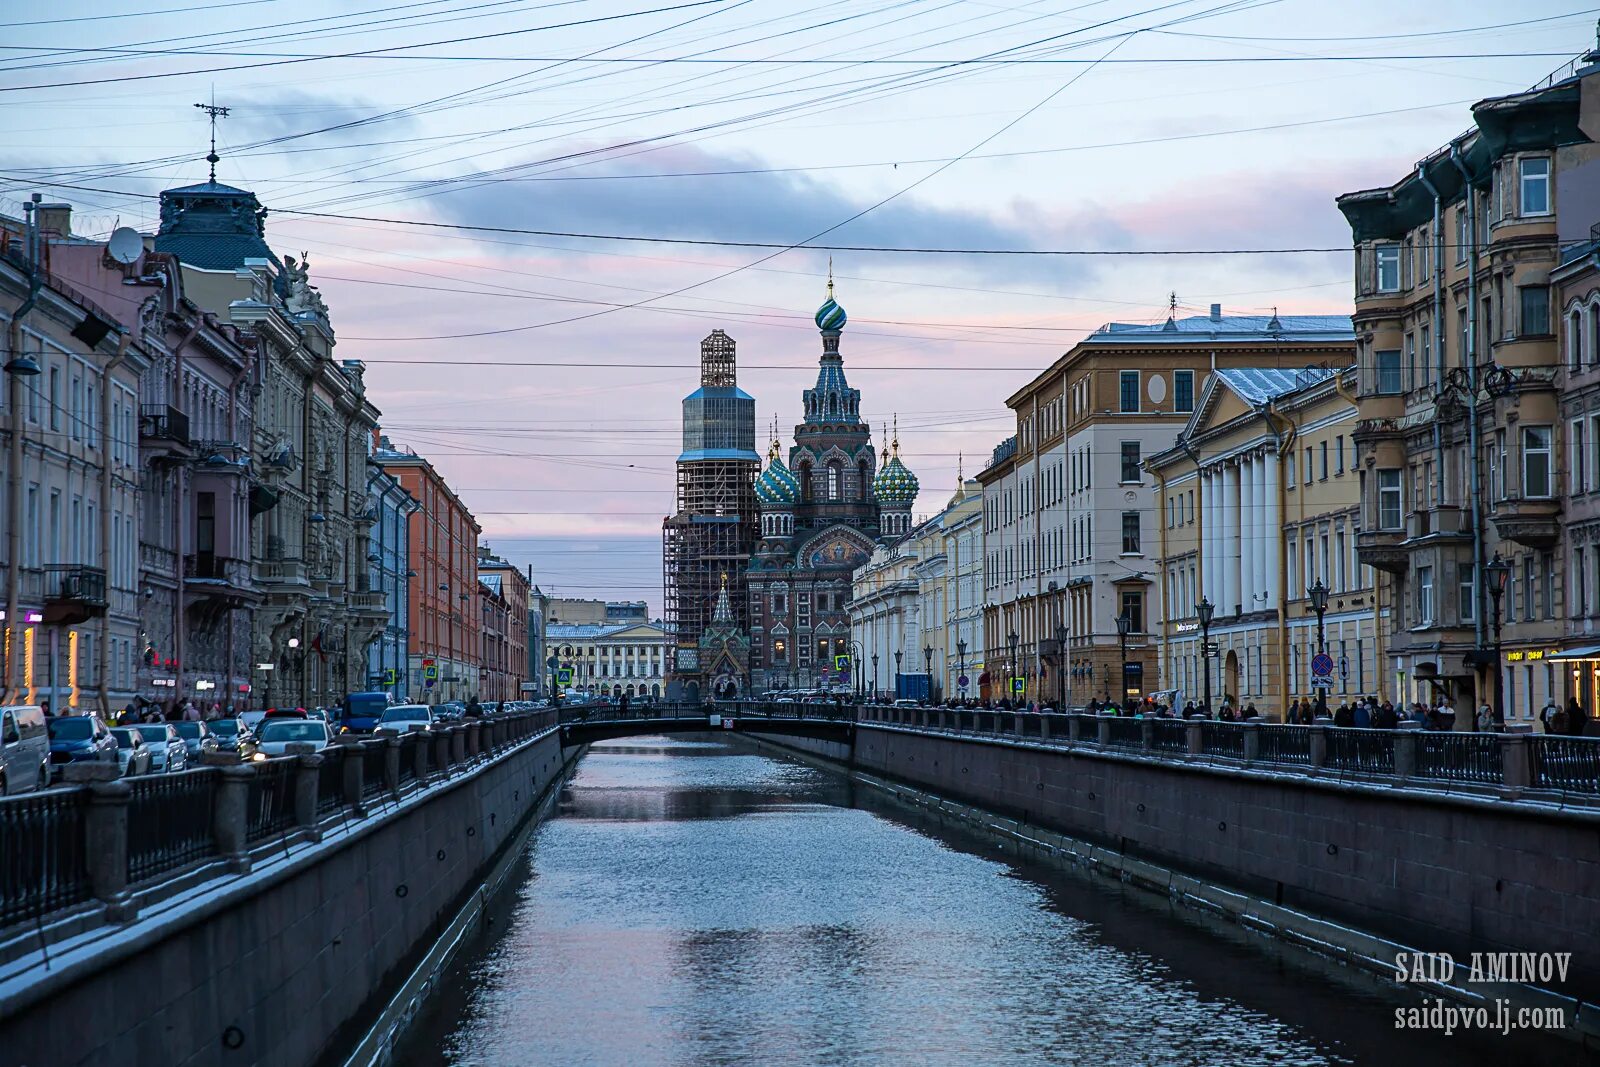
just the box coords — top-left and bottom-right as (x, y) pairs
(1450, 144), (1488, 673)
(5, 196), (43, 702)
(97, 332), (131, 717)
(1416, 163), (1448, 506)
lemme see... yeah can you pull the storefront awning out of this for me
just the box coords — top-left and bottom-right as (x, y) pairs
(1547, 645), (1600, 661)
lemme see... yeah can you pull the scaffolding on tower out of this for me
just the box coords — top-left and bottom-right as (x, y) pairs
(662, 330), (760, 696)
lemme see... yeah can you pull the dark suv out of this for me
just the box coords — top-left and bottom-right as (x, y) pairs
(46, 715), (118, 778)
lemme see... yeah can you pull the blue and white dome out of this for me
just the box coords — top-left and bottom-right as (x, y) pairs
(873, 451), (919, 507)
(815, 290), (847, 332)
(755, 444), (799, 505)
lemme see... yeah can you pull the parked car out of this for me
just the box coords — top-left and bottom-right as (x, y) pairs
(172, 721), (218, 761)
(240, 709), (270, 733)
(205, 717), (257, 758)
(47, 715), (118, 779)
(338, 691), (391, 734)
(374, 704), (436, 736)
(108, 727), (154, 778)
(252, 718), (332, 758)
(132, 723), (188, 773)
(0, 704), (51, 794)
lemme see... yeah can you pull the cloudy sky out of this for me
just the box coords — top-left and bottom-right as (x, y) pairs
(2, 0), (1592, 609)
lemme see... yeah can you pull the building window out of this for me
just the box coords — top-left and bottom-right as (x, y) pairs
(1522, 426), (1552, 498)
(1418, 566), (1435, 625)
(1119, 441), (1141, 483)
(1121, 512), (1141, 554)
(1335, 435), (1345, 474)
(1375, 350), (1403, 395)
(1119, 371), (1139, 413)
(1519, 286), (1550, 337)
(1460, 568), (1476, 624)
(1173, 370), (1194, 413)
(1519, 157), (1550, 216)
(1377, 469), (1403, 530)
(1319, 441), (1329, 480)
(1119, 590), (1145, 634)
(1523, 556), (1536, 622)
(1375, 244), (1400, 292)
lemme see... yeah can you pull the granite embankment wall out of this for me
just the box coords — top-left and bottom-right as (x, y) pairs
(759, 725), (1600, 998)
(0, 729), (575, 1067)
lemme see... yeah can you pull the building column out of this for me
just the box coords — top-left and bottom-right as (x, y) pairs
(1264, 451), (1282, 610)
(1220, 460), (1238, 616)
(1200, 470), (1213, 608)
(1235, 460), (1248, 617)
(1251, 451), (1268, 610)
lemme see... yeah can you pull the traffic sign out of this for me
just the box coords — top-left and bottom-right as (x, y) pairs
(834, 654), (851, 672)
(957, 674), (970, 688)
(1338, 655), (1350, 680)
(1011, 677), (1025, 694)
(1310, 677), (1336, 689)
(423, 664), (439, 681)
(1311, 653), (1334, 678)
(556, 668), (574, 685)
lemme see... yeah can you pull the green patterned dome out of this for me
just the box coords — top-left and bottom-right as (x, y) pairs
(755, 443), (799, 505)
(873, 452), (919, 507)
(815, 294), (847, 332)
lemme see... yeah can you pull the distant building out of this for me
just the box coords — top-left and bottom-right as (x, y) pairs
(662, 329), (760, 699)
(548, 598), (646, 626)
(747, 283), (918, 693)
(375, 438), (482, 703)
(527, 584), (549, 697)
(477, 547), (530, 702)
(980, 306), (1353, 708)
(365, 463), (417, 700)
(547, 620), (669, 701)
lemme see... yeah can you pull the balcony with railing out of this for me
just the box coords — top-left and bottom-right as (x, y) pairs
(138, 405), (190, 458)
(42, 565), (107, 626)
(184, 555), (256, 606)
(1355, 529), (1408, 574)
(1492, 496), (1562, 549)
(255, 558), (309, 586)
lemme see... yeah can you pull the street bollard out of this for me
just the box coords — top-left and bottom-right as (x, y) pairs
(85, 778), (133, 920)
(213, 763), (253, 873)
(293, 752), (323, 839)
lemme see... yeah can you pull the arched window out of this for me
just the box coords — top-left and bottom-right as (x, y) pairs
(858, 459), (871, 500)
(1591, 303), (1600, 368)
(827, 463), (841, 500)
(797, 462), (812, 502)
(1572, 310), (1585, 369)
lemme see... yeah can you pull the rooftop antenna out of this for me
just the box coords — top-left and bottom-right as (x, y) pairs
(1168, 290), (1178, 319)
(827, 256), (834, 299)
(194, 89), (230, 183)
(891, 413), (900, 456)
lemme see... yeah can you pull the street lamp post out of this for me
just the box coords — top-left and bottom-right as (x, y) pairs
(1116, 613), (1131, 709)
(1309, 578), (1330, 720)
(923, 644), (934, 703)
(1197, 597), (1214, 716)
(956, 638), (967, 702)
(850, 639), (865, 701)
(1485, 552), (1511, 727)
(1007, 631), (1019, 705)
(893, 649), (903, 700)
(1055, 624), (1068, 711)
(871, 653), (879, 701)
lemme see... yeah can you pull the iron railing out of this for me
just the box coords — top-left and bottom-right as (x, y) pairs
(1151, 719), (1189, 754)
(1257, 724), (1314, 766)
(0, 788), (91, 926)
(316, 749), (345, 814)
(1532, 736), (1600, 792)
(361, 740), (389, 799)
(126, 770), (219, 884)
(1104, 717), (1145, 749)
(245, 758), (298, 844)
(1325, 728), (1396, 776)
(1200, 722), (1247, 760)
(1415, 732), (1503, 785)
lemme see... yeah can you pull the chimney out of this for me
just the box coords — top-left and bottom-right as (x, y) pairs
(37, 203), (72, 238)
(1209, 303), (1222, 321)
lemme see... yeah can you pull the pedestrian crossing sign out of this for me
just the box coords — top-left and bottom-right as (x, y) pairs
(556, 668), (573, 685)
(1011, 677), (1025, 694)
(834, 655), (851, 672)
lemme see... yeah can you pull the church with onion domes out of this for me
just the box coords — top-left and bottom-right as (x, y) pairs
(744, 279), (919, 693)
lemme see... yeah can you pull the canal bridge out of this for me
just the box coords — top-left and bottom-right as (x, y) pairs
(1, 702), (1598, 1066)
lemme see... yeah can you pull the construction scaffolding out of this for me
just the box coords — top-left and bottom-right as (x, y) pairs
(662, 330), (760, 695)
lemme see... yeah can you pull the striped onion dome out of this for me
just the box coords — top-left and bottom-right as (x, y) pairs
(873, 451), (919, 506)
(815, 294), (847, 332)
(755, 443), (799, 505)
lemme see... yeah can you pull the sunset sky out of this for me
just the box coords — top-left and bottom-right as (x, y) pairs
(3, 0), (1592, 609)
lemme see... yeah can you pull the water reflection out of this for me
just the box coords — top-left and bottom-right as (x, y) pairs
(398, 736), (1584, 1067)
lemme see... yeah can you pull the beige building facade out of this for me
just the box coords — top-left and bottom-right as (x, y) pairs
(1150, 367), (1385, 718)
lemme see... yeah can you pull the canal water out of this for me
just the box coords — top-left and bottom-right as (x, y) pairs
(398, 737), (1582, 1066)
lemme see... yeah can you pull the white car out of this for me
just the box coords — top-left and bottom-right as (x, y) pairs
(132, 724), (187, 773)
(107, 727), (153, 777)
(374, 704), (436, 735)
(252, 719), (332, 758)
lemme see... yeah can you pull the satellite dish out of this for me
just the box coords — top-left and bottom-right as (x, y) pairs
(107, 227), (143, 265)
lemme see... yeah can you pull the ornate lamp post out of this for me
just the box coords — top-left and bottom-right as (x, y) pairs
(893, 649), (903, 699)
(955, 638), (967, 700)
(1309, 578), (1330, 720)
(850, 639), (864, 701)
(1007, 630), (1019, 703)
(1055, 623), (1068, 711)
(1485, 552), (1511, 727)
(871, 652), (879, 701)
(1197, 597), (1214, 716)
(1115, 612), (1131, 709)
(922, 644), (934, 703)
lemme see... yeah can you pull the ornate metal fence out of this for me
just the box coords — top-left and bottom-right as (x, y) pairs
(126, 770), (219, 884)
(0, 788), (91, 926)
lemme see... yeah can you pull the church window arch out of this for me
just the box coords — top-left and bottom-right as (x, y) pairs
(827, 463), (841, 500)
